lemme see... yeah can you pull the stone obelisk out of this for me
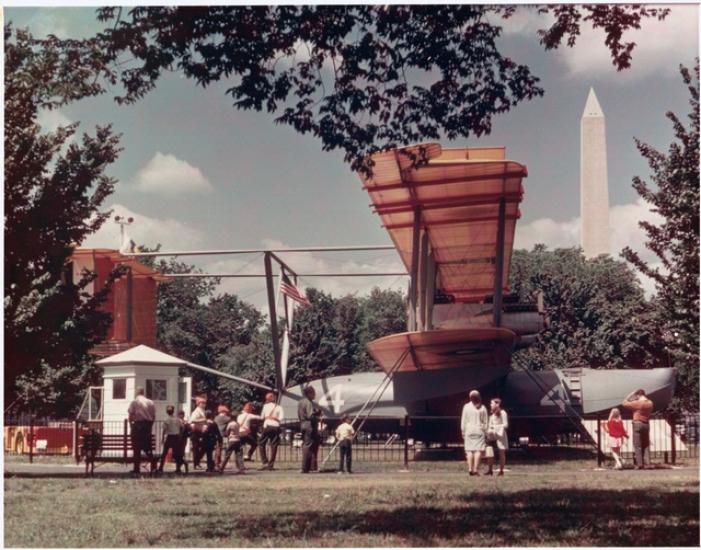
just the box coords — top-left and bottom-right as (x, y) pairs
(580, 87), (610, 258)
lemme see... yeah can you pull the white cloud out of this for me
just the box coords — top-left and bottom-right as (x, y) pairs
(132, 152), (214, 194)
(36, 109), (72, 133)
(81, 203), (205, 251)
(204, 238), (407, 313)
(555, 6), (698, 79)
(515, 198), (664, 295)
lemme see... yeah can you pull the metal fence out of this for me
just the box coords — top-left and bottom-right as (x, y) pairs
(5, 412), (698, 466)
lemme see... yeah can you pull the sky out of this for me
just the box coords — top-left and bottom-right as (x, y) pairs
(5, 4), (700, 311)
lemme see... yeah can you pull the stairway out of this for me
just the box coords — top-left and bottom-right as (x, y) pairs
(560, 367), (583, 408)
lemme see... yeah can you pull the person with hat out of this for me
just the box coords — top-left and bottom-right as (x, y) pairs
(189, 396), (208, 469)
(298, 385), (322, 474)
(127, 387), (156, 476)
(214, 404), (232, 470)
(258, 392), (284, 470)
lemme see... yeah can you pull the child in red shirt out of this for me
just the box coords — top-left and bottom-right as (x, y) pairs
(604, 407), (629, 469)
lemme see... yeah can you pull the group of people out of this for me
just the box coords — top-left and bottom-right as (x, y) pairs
(127, 384), (356, 476)
(459, 387), (655, 476)
(461, 390), (509, 476)
(129, 384), (656, 477)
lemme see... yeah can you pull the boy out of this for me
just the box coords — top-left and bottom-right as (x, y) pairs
(335, 415), (355, 474)
(220, 415), (245, 474)
(202, 410), (222, 473)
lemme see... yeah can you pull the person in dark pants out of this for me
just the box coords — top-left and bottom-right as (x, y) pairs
(189, 396), (207, 469)
(259, 392), (284, 470)
(214, 404), (232, 469)
(335, 415), (355, 474)
(127, 387), (156, 476)
(158, 405), (183, 473)
(623, 389), (654, 469)
(238, 403), (262, 462)
(298, 385), (321, 474)
(202, 410), (223, 473)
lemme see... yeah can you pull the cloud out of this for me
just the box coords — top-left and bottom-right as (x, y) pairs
(132, 152), (214, 194)
(514, 198), (664, 295)
(555, 6), (698, 79)
(36, 109), (73, 133)
(203, 238), (407, 313)
(81, 203), (205, 251)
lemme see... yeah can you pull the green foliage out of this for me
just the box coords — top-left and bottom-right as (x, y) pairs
(4, 27), (121, 414)
(622, 64), (700, 410)
(509, 246), (664, 373)
(93, 5), (665, 173)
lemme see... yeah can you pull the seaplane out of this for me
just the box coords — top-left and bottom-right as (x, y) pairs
(122, 142), (676, 444)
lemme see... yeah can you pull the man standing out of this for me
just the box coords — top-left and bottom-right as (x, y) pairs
(127, 387), (156, 476)
(623, 389), (654, 469)
(258, 392), (284, 470)
(189, 396), (207, 469)
(298, 385), (321, 474)
(214, 405), (232, 469)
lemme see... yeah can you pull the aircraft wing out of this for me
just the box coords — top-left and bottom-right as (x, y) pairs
(359, 143), (527, 303)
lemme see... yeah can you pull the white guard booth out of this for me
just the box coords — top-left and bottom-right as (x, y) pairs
(96, 345), (192, 453)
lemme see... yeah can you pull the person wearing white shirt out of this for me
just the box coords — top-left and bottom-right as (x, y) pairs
(127, 387), (156, 475)
(461, 390), (488, 476)
(485, 398), (509, 476)
(189, 397), (207, 469)
(237, 403), (262, 463)
(335, 415), (355, 474)
(258, 392), (284, 470)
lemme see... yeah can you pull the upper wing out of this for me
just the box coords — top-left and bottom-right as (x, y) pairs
(359, 143), (527, 303)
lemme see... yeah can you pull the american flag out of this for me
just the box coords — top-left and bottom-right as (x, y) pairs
(280, 273), (310, 306)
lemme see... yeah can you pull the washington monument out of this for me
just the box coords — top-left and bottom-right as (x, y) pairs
(580, 87), (610, 258)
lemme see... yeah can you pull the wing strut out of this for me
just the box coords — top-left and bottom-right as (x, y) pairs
(319, 348), (410, 470)
(185, 362), (275, 392)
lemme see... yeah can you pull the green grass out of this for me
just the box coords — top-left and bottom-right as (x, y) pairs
(5, 462), (699, 547)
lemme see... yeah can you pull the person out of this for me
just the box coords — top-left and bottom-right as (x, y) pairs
(335, 415), (355, 474)
(202, 410), (222, 473)
(189, 396), (207, 469)
(485, 398), (508, 476)
(298, 385), (322, 473)
(220, 415), (245, 474)
(237, 403), (262, 462)
(622, 389), (653, 469)
(158, 405), (183, 473)
(176, 410), (190, 474)
(603, 407), (629, 470)
(258, 392), (284, 471)
(127, 387), (156, 476)
(461, 389), (488, 476)
(214, 404), (232, 469)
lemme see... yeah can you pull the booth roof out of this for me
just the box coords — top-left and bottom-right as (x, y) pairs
(95, 344), (187, 367)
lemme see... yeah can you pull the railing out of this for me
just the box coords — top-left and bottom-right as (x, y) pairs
(4, 412), (698, 465)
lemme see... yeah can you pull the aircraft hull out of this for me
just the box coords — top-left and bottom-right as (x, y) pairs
(279, 367), (677, 441)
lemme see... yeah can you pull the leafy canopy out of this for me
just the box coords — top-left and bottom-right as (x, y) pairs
(93, 5), (666, 173)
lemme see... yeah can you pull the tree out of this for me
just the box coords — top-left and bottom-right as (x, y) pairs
(354, 287), (407, 372)
(509, 246), (665, 373)
(622, 64), (700, 410)
(92, 5), (666, 173)
(4, 27), (122, 412)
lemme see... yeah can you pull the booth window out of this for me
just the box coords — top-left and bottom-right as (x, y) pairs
(112, 378), (126, 400)
(146, 379), (167, 401)
(178, 382), (187, 404)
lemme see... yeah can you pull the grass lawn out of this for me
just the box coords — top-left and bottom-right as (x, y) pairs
(4, 460), (699, 547)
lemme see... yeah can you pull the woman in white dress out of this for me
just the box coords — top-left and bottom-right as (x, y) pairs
(461, 390), (488, 476)
(485, 398), (509, 476)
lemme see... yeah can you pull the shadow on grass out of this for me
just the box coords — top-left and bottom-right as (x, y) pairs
(169, 487), (699, 547)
